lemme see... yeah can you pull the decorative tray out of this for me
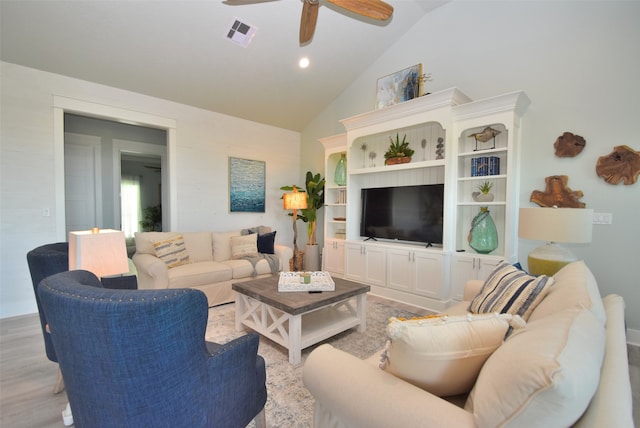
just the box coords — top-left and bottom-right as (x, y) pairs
(277, 271), (336, 292)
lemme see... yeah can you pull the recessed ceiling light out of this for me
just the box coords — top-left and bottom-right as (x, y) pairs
(299, 57), (310, 69)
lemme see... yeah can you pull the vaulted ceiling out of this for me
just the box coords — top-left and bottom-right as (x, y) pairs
(0, 0), (446, 131)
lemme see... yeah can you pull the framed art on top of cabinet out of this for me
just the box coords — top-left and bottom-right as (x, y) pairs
(375, 64), (423, 110)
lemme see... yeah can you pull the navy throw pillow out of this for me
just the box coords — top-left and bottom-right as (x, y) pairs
(257, 231), (276, 254)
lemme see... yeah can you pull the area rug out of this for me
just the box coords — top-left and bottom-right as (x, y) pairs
(205, 296), (423, 428)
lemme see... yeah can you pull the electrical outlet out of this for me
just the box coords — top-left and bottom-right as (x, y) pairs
(592, 212), (612, 225)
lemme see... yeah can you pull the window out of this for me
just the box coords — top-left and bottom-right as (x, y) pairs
(121, 175), (141, 238)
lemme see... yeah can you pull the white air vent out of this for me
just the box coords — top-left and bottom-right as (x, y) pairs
(225, 18), (257, 48)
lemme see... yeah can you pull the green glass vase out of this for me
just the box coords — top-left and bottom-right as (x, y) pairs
(334, 153), (347, 186)
(468, 207), (498, 254)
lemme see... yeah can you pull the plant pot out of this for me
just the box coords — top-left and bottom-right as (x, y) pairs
(385, 156), (412, 166)
(304, 244), (320, 271)
(472, 192), (494, 202)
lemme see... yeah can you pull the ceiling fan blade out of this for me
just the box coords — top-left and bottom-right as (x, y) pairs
(327, 0), (393, 20)
(222, 0), (279, 5)
(299, 0), (319, 44)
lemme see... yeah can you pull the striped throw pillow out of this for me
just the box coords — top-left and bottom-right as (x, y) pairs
(468, 262), (553, 320)
(153, 235), (190, 268)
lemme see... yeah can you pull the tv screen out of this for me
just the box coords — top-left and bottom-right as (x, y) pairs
(360, 184), (444, 246)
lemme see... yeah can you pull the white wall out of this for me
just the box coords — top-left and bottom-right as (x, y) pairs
(301, 1), (640, 331)
(1, 61), (301, 319)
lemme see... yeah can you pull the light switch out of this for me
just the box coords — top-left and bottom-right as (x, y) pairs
(592, 212), (612, 225)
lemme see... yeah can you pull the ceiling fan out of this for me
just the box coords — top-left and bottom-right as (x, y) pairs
(223, 0), (394, 44)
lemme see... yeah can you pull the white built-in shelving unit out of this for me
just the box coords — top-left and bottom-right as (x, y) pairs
(321, 88), (530, 311)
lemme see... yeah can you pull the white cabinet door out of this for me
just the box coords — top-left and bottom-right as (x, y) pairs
(323, 240), (344, 274)
(388, 249), (445, 298)
(345, 242), (366, 282)
(413, 251), (444, 299)
(451, 254), (501, 301)
(344, 242), (386, 286)
(364, 245), (387, 287)
(450, 254), (477, 301)
(477, 257), (501, 279)
(387, 248), (413, 292)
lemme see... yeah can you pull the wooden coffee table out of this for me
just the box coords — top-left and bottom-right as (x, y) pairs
(232, 275), (370, 366)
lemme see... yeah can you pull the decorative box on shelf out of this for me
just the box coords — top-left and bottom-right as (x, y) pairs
(278, 271), (336, 292)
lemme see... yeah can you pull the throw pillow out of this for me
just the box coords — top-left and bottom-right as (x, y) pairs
(257, 231), (276, 254)
(241, 225), (272, 236)
(466, 305), (605, 428)
(211, 231), (241, 262)
(153, 235), (190, 268)
(230, 233), (258, 259)
(468, 262), (553, 321)
(379, 313), (525, 397)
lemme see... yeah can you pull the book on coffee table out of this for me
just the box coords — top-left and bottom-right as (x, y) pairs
(277, 271), (336, 292)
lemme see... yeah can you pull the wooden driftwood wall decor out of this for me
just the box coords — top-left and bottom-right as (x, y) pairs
(554, 132), (586, 157)
(530, 175), (586, 208)
(595, 145), (640, 185)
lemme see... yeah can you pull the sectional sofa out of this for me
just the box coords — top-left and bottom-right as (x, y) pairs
(303, 261), (634, 427)
(133, 226), (292, 306)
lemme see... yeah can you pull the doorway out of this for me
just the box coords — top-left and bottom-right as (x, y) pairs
(63, 112), (168, 238)
(53, 96), (177, 242)
(121, 153), (163, 236)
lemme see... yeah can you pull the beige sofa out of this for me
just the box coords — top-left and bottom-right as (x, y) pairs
(303, 261), (634, 428)
(133, 228), (292, 306)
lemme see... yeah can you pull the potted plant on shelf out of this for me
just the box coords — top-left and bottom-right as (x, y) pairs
(384, 133), (414, 165)
(281, 171), (325, 271)
(472, 180), (495, 202)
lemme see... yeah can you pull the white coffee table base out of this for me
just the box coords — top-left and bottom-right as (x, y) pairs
(235, 293), (367, 366)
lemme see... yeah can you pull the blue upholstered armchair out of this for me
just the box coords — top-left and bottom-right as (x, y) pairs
(26, 242), (69, 364)
(38, 270), (267, 428)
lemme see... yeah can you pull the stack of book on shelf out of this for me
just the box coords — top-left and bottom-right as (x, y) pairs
(471, 156), (500, 176)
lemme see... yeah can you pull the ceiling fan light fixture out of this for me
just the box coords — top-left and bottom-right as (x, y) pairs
(227, 0), (394, 45)
(299, 57), (310, 68)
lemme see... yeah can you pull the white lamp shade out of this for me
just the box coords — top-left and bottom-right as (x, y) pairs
(518, 207), (593, 243)
(69, 229), (129, 277)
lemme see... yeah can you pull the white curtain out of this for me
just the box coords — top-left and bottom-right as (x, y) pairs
(121, 175), (141, 238)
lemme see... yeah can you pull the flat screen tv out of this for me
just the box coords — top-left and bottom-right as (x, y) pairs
(360, 184), (444, 246)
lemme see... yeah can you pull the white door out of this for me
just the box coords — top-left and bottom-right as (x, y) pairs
(64, 134), (102, 235)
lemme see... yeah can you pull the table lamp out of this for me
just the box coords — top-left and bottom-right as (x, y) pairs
(518, 207), (593, 276)
(283, 186), (307, 271)
(69, 229), (129, 278)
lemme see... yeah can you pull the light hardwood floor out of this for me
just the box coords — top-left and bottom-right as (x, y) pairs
(2, 312), (638, 427)
(1, 314), (70, 427)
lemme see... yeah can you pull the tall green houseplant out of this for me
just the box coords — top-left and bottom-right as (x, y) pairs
(281, 171), (325, 245)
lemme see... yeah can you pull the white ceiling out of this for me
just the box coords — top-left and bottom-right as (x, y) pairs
(0, 0), (446, 131)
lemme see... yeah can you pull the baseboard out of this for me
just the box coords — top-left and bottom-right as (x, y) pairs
(367, 286), (449, 313)
(627, 327), (640, 347)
